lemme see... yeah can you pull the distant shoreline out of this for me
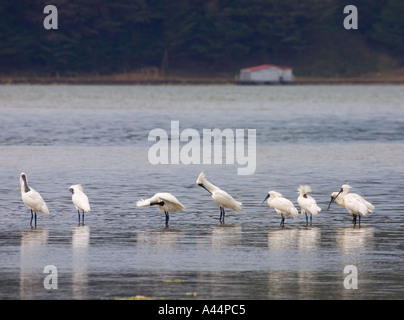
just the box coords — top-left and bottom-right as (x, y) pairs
(1, 73), (404, 85)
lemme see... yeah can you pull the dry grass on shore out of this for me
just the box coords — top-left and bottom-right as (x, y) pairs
(1, 67), (404, 85)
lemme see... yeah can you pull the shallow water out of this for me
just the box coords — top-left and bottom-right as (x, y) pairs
(0, 85), (403, 299)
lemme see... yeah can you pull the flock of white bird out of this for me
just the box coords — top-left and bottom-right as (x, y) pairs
(19, 171), (375, 229)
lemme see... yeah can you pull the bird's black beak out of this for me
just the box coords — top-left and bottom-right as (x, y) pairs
(327, 197), (334, 211)
(327, 189), (343, 210)
(198, 183), (212, 194)
(261, 194), (269, 206)
(69, 188), (74, 194)
(151, 201), (165, 206)
(21, 174), (30, 192)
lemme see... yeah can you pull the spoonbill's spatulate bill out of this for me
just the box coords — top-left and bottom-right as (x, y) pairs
(136, 193), (185, 227)
(297, 185), (321, 226)
(196, 171), (242, 224)
(262, 191), (298, 227)
(328, 184), (374, 227)
(20, 173), (50, 228)
(69, 184), (91, 225)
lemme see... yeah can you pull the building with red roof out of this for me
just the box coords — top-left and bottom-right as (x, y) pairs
(238, 64), (293, 84)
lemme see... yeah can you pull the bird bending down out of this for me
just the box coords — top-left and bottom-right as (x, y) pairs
(69, 184), (91, 225)
(20, 173), (50, 228)
(297, 185), (321, 226)
(328, 184), (374, 227)
(196, 172), (242, 224)
(262, 191), (298, 227)
(136, 193), (184, 227)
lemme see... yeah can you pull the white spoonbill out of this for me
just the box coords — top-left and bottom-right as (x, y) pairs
(297, 185), (321, 226)
(262, 191), (298, 227)
(20, 173), (50, 228)
(328, 184), (374, 227)
(136, 193), (184, 227)
(196, 172), (242, 224)
(69, 184), (91, 225)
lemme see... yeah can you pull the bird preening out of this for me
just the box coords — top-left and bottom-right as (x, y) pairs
(196, 171), (242, 224)
(136, 192), (185, 227)
(20, 173), (50, 228)
(328, 184), (374, 227)
(69, 184), (91, 226)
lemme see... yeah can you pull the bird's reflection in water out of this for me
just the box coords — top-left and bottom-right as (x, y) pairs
(267, 228), (299, 250)
(137, 228), (184, 251)
(19, 228), (49, 299)
(72, 225), (90, 299)
(211, 223), (242, 248)
(297, 227), (320, 251)
(267, 227), (320, 251)
(336, 226), (374, 253)
(266, 227), (322, 299)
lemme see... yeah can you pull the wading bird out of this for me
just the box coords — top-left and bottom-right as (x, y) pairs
(196, 172), (242, 224)
(297, 185), (321, 226)
(262, 191), (298, 227)
(69, 184), (91, 225)
(20, 173), (50, 228)
(136, 193), (184, 227)
(328, 184), (374, 227)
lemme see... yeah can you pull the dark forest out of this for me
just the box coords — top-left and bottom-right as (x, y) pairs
(1, 0), (403, 77)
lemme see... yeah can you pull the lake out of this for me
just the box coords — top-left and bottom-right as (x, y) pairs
(0, 84), (403, 300)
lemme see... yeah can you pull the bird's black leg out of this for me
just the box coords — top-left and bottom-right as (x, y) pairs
(222, 207), (226, 224)
(30, 210), (34, 228)
(358, 215), (361, 228)
(34, 212), (37, 228)
(305, 213), (308, 226)
(82, 211), (85, 225)
(77, 210), (81, 225)
(165, 211), (169, 226)
(353, 215), (357, 227)
(310, 214), (313, 226)
(219, 207), (225, 224)
(280, 214), (285, 227)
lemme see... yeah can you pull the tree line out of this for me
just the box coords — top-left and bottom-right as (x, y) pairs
(0, 0), (403, 76)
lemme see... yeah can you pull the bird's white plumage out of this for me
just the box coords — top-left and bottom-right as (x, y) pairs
(265, 191), (298, 218)
(196, 172), (242, 211)
(344, 195), (370, 216)
(21, 188), (50, 215)
(20, 173), (49, 216)
(69, 184), (91, 212)
(297, 185), (321, 216)
(212, 189), (242, 211)
(136, 192), (185, 213)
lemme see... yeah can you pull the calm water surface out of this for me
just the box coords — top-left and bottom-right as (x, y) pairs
(0, 85), (403, 299)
